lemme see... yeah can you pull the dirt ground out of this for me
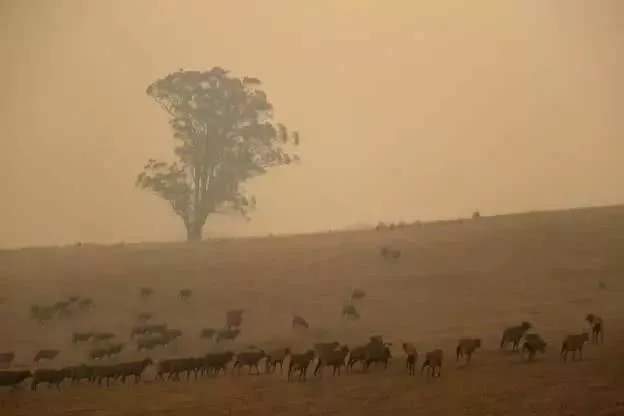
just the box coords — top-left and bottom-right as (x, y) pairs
(1, 206), (624, 415)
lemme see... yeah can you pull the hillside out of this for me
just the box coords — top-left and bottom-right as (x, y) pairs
(1, 205), (624, 415)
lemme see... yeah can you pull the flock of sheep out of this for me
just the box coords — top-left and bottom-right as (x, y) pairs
(0, 276), (606, 394)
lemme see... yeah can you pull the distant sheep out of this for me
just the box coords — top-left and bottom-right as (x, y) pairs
(139, 287), (154, 299)
(33, 349), (60, 362)
(456, 338), (481, 364)
(586, 314), (604, 344)
(402, 343), (418, 375)
(421, 349), (443, 377)
(292, 315), (309, 329)
(265, 348), (290, 374)
(380, 246), (401, 259)
(179, 289), (192, 301)
(131, 324), (167, 338)
(500, 322), (532, 351)
(561, 333), (589, 362)
(72, 332), (93, 344)
(92, 332), (116, 342)
(233, 350), (266, 375)
(0, 370), (31, 389)
(351, 289), (366, 301)
(287, 350), (315, 381)
(522, 336), (546, 361)
(31, 368), (67, 391)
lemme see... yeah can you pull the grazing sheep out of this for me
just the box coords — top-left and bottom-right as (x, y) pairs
(265, 348), (290, 374)
(0, 352), (15, 369)
(33, 349), (60, 362)
(203, 351), (234, 375)
(586, 314), (604, 344)
(402, 343), (418, 375)
(233, 350), (266, 375)
(136, 335), (169, 351)
(31, 368), (68, 391)
(0, 370), (31, 389)
(292, 315), (309, 329)
(137, 312), (152, 322)
(200, 328), (216, 340)
(500, 322), (532, 351)
(313, 342), (340, 376)
(216, 328), (241, 343)
(131, 323), (167, 338)
(342, 304), (360, 320)
(179, 289), (192, 301)
(421, 349), (443, 377)
(226, 309), (244, 329)
(456, 338), (481, 364)
(522, 337), (546, 361)
(287, 350), (315, 381)
(351, 289), (366, 301)
(140, 287), (154, 299)
(78, 298), (93, 310)
(72, 332), (93, 344)
(380, 246), (401, 259)
(319, 345), (349, 376)
(92, 332), (116, 342)
(116, 358), (154, 383)
(561, 333), (589, 362)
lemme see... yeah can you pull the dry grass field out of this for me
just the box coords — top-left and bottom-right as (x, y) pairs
(2, 205), (624, 415)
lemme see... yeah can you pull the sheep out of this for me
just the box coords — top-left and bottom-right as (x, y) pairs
(0, 352), (15, 369)
(136, 335), (169, 351)
(78, 298), (93, 310)
(131, 323), (167, 338)
(216, 328), (240, 343)
(157, 358), (197, 381)
(265, 348), (290, 374)
(351, 289), (366, 301)
(116, 358), (154, 383)
(421, 349), (443, 377)
(380, 247), (401, 259)
(200, 328), (216, 340)
(33, 349), (60, 362)
(287, 350), (315, 381)
(203, 351), (234, 376)
(137, 312), (153, 322)
(0, 370), (31, 389)
(402, 343), (418, 375)
(292, 315), (309, 329)
(561, 333), (589, 362)
(72, 332), (93, 344)
(233, 350), (266, 375)
(313, 342), (340, 376)
(586, 314), (604, 344)
(179, 289), (192, 301)
(31, 368), (68, 391)
(225, 309), (244, 329)
(65, 364), (94, 384)
(89, 344), (123, 360)
(342, 304), (360, 320)
(347, 345), (368, 371)
(140, 287), (154, 299)
(92, 332), (116, 342)
(364, 343), (391, 371)
(320, 345), (350, 376)
(92, 364), (122, 387)
(456, 338), (481, 364)
(500, 322), (532, 351)
(522, 337), (546, 361)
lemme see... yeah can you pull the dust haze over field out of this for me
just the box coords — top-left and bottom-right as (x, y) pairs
(2, 1), (624, 416)
(1, 0), (623, 247)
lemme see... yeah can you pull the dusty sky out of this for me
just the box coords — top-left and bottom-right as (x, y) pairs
(1, 1), (622, 248)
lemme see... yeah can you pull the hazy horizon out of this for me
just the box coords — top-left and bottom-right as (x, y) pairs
(1, 0), (622, 248)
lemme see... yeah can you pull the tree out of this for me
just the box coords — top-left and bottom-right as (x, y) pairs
(137, 67), (299, 241)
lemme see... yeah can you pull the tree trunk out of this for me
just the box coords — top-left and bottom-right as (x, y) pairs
(186, 222), (203, 242)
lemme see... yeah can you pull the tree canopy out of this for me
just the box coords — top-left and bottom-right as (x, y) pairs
(137, 67), (299, 241)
